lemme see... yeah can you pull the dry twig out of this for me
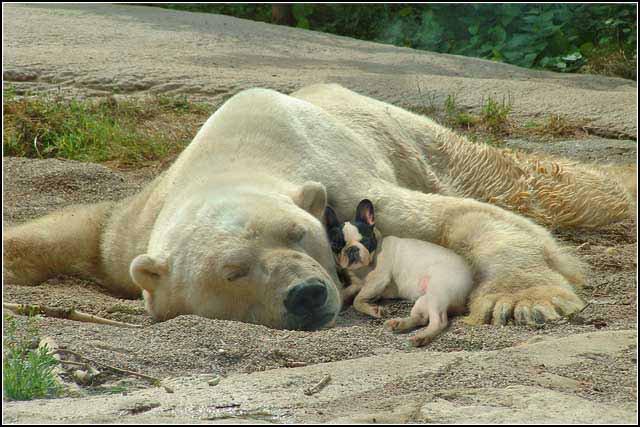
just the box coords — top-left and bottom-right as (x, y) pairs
(3, 303), (142, 328)
(303, 374), (331, 396)
(52, 348), (172, 392)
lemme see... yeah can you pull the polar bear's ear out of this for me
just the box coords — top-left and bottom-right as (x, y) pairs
(292, 181), (327, 219)
(130, 254), (167, 293)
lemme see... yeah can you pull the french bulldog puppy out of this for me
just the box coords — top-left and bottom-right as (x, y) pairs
(324, 199), (473, 346)
(323, 202), (381, 305)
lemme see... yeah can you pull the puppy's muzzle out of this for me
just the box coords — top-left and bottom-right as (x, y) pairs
(346, 246), (360, 265)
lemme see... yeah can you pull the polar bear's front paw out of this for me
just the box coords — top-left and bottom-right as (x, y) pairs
(465, 284), (585, 326)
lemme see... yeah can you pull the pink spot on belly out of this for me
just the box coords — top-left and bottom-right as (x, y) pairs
(419, 276), (430, 294)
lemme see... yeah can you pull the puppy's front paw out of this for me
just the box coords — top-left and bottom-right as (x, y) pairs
(372, 305), (386, 318)
(384, 317), (417, 333)
(384, 318), (400, 331)
(409, 335), (432, 347)
(353, 301), (385, 319)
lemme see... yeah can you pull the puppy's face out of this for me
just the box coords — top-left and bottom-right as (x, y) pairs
(323, 200), (378, 270)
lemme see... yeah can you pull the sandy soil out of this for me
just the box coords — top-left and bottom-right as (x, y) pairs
(2, 3), (637, 421)
(3, 148), (637, 407)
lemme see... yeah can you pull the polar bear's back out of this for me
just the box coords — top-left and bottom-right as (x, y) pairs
(164, 87), (396, 197)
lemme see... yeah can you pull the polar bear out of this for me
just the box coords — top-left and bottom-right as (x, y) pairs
(3, 84), (630, 329)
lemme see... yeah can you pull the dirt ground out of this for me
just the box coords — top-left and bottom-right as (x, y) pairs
(2, 3), (637, 422)
(3, 140), (637, 407)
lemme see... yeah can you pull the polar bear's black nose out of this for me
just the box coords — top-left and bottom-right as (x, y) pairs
(285, 279), (328, 316)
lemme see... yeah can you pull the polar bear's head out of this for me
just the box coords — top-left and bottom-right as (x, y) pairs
(129, 181), (341, 330)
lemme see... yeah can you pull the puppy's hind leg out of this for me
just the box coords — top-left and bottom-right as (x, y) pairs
(410, 308), (448, 347)
(385, 294), (430, 333)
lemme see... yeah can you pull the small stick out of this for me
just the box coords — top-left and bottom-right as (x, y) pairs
(3, 303), (142, 328)
(53, 348), (162, 386)
(38, 337), (84, 396)
(576, 242), (589, 251)
(576, 301), (592, 315)
(58, 360), (90, 368)
(303, 374), (331, 396)
(286, 361), (308, 368)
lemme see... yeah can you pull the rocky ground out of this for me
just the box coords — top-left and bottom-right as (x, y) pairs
(2, 3), (638, 424)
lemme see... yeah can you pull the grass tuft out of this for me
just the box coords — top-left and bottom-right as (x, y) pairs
(479, 95), (512, 135)
(2, 314), (61, 401)
(519, 114), (590, 139)
(422, 92), (513, 145)
(3, 90), (212, 168)
(412, 88), (597, 145)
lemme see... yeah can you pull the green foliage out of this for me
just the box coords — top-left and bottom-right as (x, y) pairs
(440, 93), (512, 136)
(152, 3), (272, 22)
(3, 315), (61, 401)
(155, 4), (636, 79)
(364, 4), (635, 76)
(479, 96), (512, 135)
(3, 93), (210, 166)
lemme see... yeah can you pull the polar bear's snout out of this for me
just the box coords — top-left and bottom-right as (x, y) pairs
(284, 279), (337, 330)
(285, 279), (328, 314)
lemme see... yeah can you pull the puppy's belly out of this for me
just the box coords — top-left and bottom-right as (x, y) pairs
(388, 276), (425, 301)
(382, 281), (424, 301)
(381, 281), (400, 299)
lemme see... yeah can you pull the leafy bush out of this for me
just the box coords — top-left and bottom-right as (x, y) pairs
(154, 4), (636, 79)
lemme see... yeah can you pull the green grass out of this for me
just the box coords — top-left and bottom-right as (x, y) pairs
(518, 114), (590, 139)
(3, 83), (593, 168)
(3, 88), (212, 168)
(479, 95), (512, 134)
(2, 314), (61, 401)
(434, 93), (512, 143)
(413, 90), (593, 145)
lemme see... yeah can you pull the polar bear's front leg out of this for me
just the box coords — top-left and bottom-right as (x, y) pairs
(366, 183), (586, 326)
(3, 201), (138, 298)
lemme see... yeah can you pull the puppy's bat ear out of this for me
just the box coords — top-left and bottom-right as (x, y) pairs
(323, 205), (341, 229)
(355, 199), (375, 225)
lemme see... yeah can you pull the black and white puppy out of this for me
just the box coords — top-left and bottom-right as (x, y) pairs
(323, 199), (381, 304)
(324, 199), (474, 347)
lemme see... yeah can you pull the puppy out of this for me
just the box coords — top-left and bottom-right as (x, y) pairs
(324, 199), (473, 346)
(323, 202), (382, 306)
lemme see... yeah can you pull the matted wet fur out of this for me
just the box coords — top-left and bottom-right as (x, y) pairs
(3, 84), (631, 329)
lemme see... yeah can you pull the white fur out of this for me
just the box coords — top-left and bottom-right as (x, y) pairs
(350, 236), (472, 346)
(4, 84), (598, 329)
